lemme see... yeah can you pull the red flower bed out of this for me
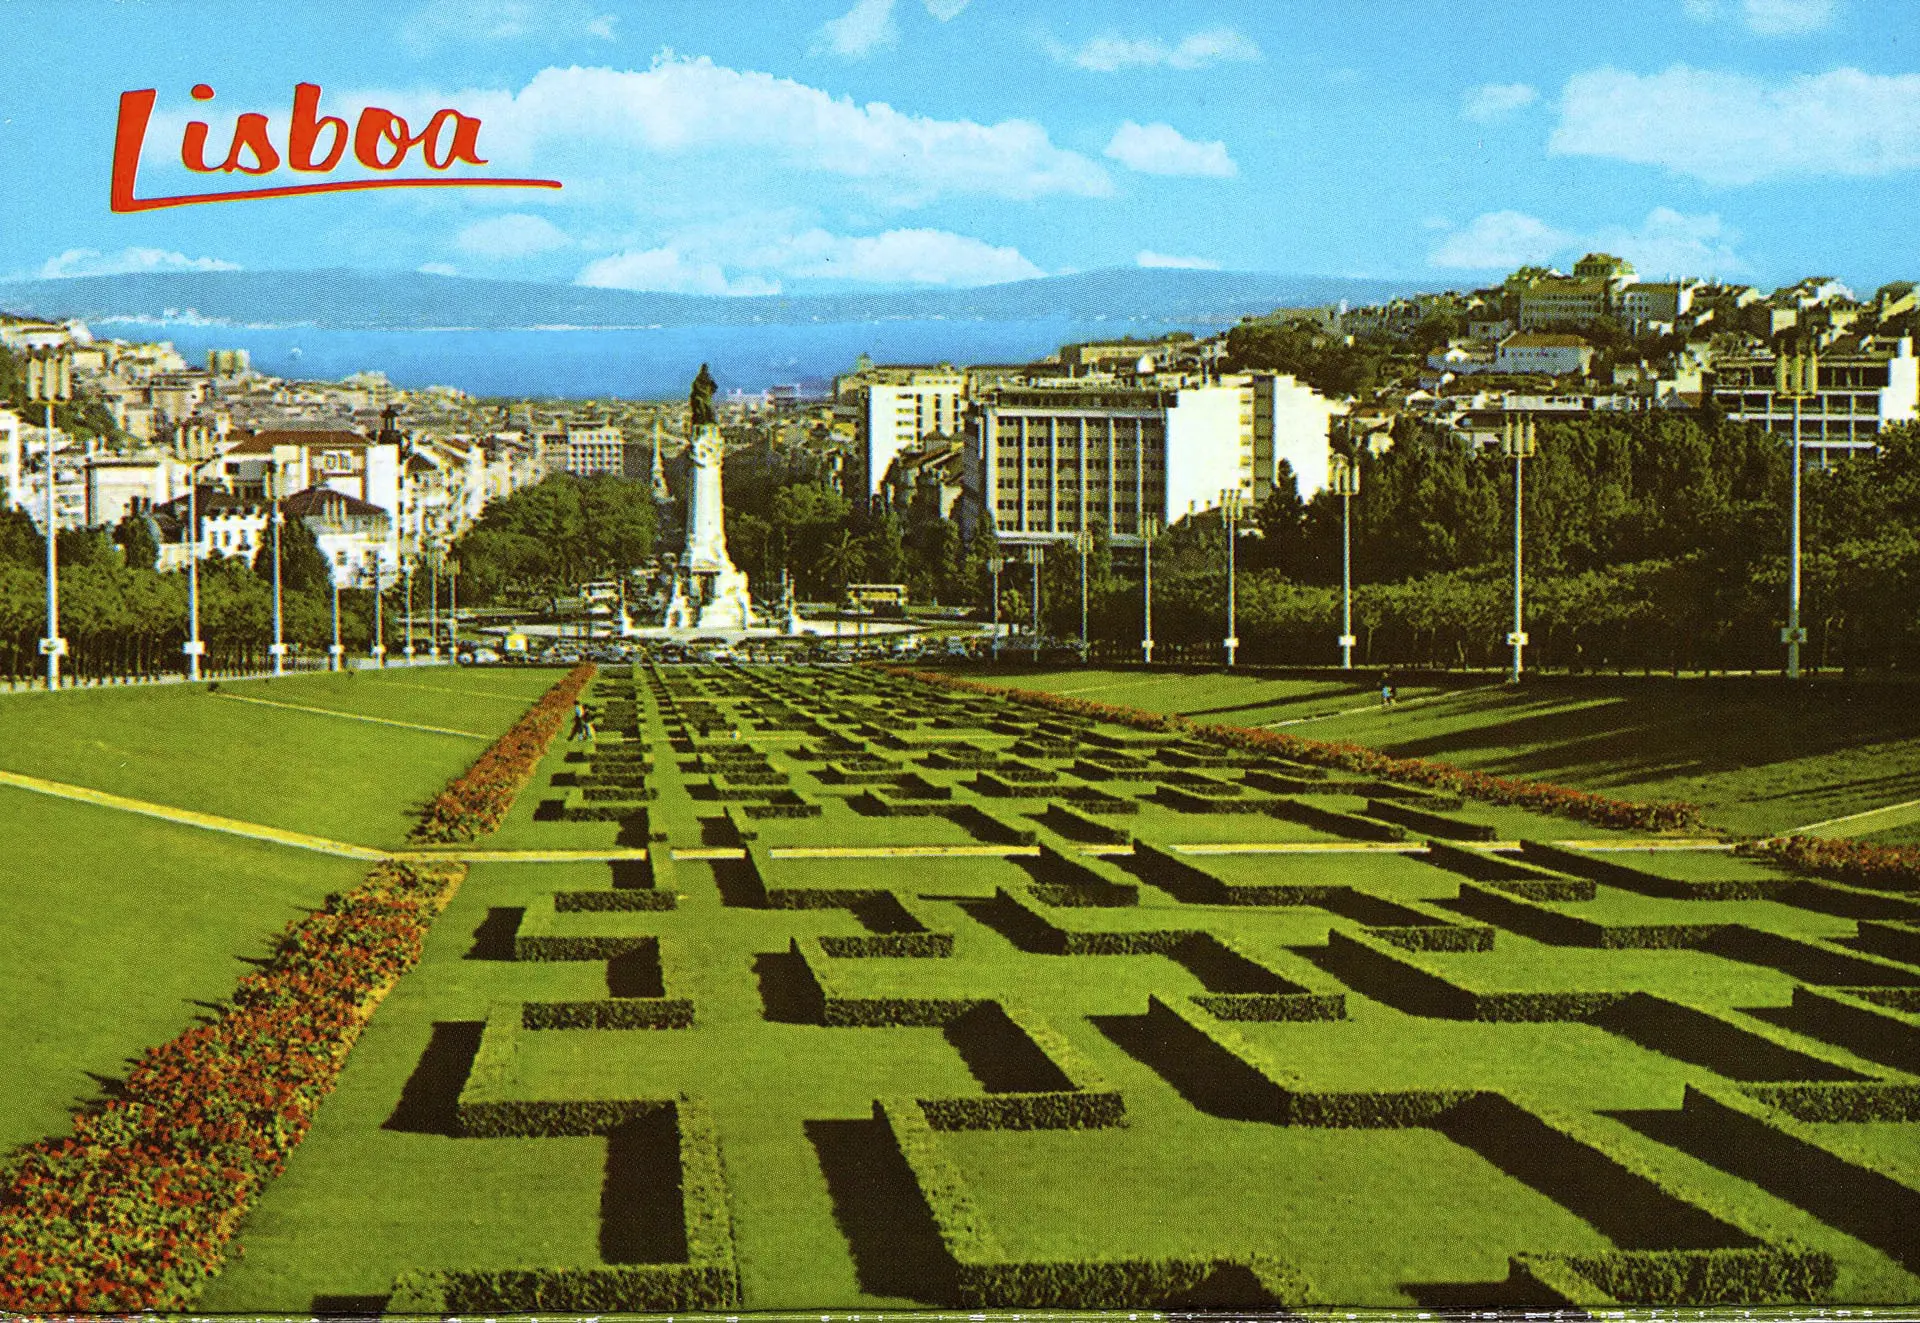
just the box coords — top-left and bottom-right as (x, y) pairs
(0, 861), (465, 1312)
(886, 668), (1704, 834)
(412, 663), (596, 842)
(1739, 834), (1920, 889)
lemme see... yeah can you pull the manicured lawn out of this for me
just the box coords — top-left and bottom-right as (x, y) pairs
(0, 793), (368, 1158)
(960, 666), (1920, 839)
(23, 662), (1920, 1311)
(0, 667), (558, 847)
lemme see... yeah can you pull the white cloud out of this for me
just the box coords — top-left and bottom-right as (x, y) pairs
(401, 0), (618, 51)
(815, 0), (898, 58)
(417, 262), (460, 276)
(576, 223), (1041, 292)
(923, 0), (970, 17)
(1137, 251), (1221, 270)
(1551, 64), (1920, 184)
(773, 227), (1042, 285)
(480, 56), (1111, 203)
(1061, 27), (1261, 73)
(576, 247), (781, 296)
(1589, 207), (1745, 276)
(1103, 121), (1237, 177)
(1428, 212), (1575, 269)
(1462, 82), (1539, 121)
(37, 247), (240, 279)
(1428, 207), (1743, 276)
(1683, 0), (1837, 35)
(454, 213), (573, 259)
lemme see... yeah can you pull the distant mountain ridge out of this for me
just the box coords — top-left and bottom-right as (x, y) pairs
(0, 267), (1424, 332)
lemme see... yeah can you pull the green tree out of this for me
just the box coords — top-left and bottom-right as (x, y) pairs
(114, 511), (160, 571)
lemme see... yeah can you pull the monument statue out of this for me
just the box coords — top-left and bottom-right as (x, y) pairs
(663, 365), (757, 630)
(689, 362), (717, 427)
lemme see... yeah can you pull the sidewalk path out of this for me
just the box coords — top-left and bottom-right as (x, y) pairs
(1780, 795), (1920, 840)
(0, 769), (389, 861)
(212, 691), (490, 738)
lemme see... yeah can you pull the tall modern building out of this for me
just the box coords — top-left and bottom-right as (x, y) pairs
(1710, 337), (1918, 456)
(849, 366), (967, 501)
(961, 380), (1252, 545)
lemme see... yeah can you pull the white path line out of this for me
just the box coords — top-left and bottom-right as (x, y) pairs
(0, 769), (388, 861)
(375, 680), (539, 703)
(213, 691), (489, 738)
(1260, 683), (1503, 728)
(1780, 795), (1920, 839)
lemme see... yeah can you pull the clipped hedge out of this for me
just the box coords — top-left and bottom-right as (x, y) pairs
(414, 664), (595, 842)
(819, 932), (955, 958)
(1450, 880), (1726, 950)
(870, 1095), (1306, 1308)
(1265, 797), (1407, 840)
(1739, 1081), (1920, 1122)
(1547, 1248), (1835, 1305)
(885, 669), (1703, 833)
(393, 1097), (739, 1310)
(1365, 798), (1497, 841)
(0, 861), (468, 1312)
(553, 887), (677, 912)
(1741, 834), (1920, 893)
(1321, 929), (1631, 1022)
(789, 938), (985, 1027)
(521, 997), (695, 1030)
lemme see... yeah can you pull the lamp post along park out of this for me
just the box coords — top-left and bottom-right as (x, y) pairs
(1501, 417), (1538, 683)
(1221, 488), (1245, 669)
(26, 348), (71, 689)
(1776, 344), (1818, 680)
(1140, 515), (1160, 664)
(328, 566), (343, 671)
(403, 557), (415, 658)
(1330, 451), (1361, 669)
(367, 552), (387, 667)
(447, 558), (460, 656)
(1074, 527), (1094, 664)
(987, 548), (1004, 662)
(265, 465), (288, 676)
(1025, 543), (1044, 655)
(183, 457), (209, 680)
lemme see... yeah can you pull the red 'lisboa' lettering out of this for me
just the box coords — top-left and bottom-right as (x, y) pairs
(111, 82), (556, 212)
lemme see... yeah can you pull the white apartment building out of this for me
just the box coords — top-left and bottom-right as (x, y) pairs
(963, 380), (1252, 545)
(1495, 333), (1596, 377)
(541, 416), (626, 478)
(852, 367), (967, 500)
(215, 429), (403, 512)
(1249, 371), (1347, 501)
(1710, 337), (1919, 455)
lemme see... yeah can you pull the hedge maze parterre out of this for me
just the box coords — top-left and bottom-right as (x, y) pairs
(209, 664), (1920, 1311)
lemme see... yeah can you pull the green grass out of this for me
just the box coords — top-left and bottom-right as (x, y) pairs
(20, 663), (1920, 1310)
(0, 792), (369, 1158)
(960, 666), (1920, 839)
(0, 667), (558, 847)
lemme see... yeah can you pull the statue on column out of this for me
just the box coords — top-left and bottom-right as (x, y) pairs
(662, 364), (757, 631)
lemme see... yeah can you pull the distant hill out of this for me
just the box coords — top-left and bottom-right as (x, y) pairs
(0, 267), (1424, 332)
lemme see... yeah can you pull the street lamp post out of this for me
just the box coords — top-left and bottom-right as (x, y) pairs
(987, 549), (1004, 662)
(1331, 452), (1361, 669)
(1221, 489), (1244, 668)
(328, 567), (343, 671)
(447, 558), (460, 658)
(427, 550), (440, 657)
(367, 552), (386, 668)
(183, 458), (207, 680)
(1776, 345), (1818, 680)
(268, 467), (286, 677)
(1140, 515), (1160, 664)
(1024, 544), (1044, 657)
(1074, 528), (1093, 664)
(26, 348), (71, 689)
(1500, 417), (1538, 683)
(403, 557), (415, 658)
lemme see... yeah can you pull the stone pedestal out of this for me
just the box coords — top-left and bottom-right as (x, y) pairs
(666, 422), (757, 630)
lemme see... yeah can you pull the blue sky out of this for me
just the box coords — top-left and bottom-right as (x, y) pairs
(4, 0), (1919, 295)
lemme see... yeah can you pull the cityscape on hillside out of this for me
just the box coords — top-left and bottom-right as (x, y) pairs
(5, 254), (1912, 591)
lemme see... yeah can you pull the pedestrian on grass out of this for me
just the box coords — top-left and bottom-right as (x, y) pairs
(1379, 673), (1393, 710)
(568, 701), (591, 741)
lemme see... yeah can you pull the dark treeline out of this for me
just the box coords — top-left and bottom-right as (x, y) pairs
(1059, 414), (1920, 673)
(0, 508), (385, 682)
